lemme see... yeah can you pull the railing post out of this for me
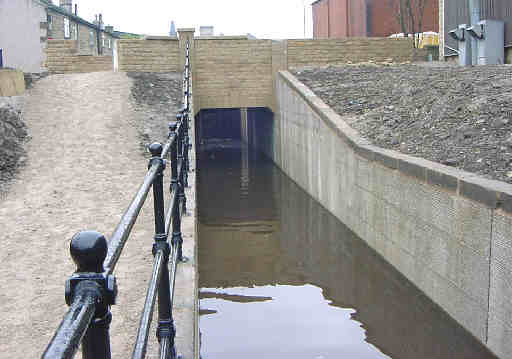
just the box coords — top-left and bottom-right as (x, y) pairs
(181, 108), (190, 189)
(67, 231), (117, 359)
(176, 113), (187, 215)
(169, 122), (178, 194)
(148, 143), (176, 359)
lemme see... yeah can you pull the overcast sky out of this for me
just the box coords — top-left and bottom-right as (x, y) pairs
(49, 0), (314, 39)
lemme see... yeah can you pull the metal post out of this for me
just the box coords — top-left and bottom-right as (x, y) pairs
(181, 109), (190, 188)
(68, 231), (117, 359)
(148, 143), (176, 359)
(0, 49), (3, 68)
(175, 113), (186, 214)
(172, 181), (184, 263)
(169, 122), (178, 194)
(469, 0), (480, 65)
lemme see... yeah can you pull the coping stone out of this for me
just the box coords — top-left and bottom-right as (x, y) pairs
(459, 176), (501, 209)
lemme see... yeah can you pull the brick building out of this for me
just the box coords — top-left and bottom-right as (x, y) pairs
(312, 0), (439, 38)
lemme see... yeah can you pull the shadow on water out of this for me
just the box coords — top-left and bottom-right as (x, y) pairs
(197, 146), (497, 359)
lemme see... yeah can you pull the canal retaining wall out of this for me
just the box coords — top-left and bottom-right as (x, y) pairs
(269, 70), (512, 359)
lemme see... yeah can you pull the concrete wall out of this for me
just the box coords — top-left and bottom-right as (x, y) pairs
(0, 0), (46, 73)
(117, 38), (180, 72)
(45, 40), (112, 73)
(270, 70), (512, 359)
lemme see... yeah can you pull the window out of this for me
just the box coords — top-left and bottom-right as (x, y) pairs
(73, 24), (78, 40)
(102, 34), (106, 48)
(47, 14), (53, 31)
(108, 38), (111, 49)
(89, 30), (95, 48)
(64, 18), (70, 38)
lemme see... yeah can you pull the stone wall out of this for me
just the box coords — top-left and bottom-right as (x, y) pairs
(270, 70), (512, 359)
(286, 38), (427, 67)
(117, 38), (180, 72)
(194, 38), (273, 112)
(115, 36), (423, 113)
(45, 40), (112, 73)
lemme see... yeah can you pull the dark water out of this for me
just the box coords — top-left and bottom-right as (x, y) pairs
(197, 146), (497, 359)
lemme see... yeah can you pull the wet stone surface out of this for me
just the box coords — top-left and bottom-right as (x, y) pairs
(293, 63), (512, 184)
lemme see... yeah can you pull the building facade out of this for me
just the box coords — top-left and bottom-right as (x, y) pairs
(44, 0), (116, 57)
(312, 0), (439, 38)
(0, 0), (47, 73)
(0, 0), (117, 73)
(439, 0), (512, 60)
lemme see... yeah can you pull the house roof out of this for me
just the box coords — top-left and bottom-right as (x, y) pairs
(40, 0), (120, 38)
(311, 0), (327, 6)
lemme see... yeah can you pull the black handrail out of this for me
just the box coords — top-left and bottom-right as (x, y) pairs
(43, 39), (192, 359)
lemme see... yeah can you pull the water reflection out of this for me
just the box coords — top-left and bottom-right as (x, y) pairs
(197, 148), (497, 359)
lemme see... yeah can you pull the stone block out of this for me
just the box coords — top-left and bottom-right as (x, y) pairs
(431, 272), (487, 341)
(455, 197), (492, 255)
(0, 69), (25, 97)
(489, 212), (512, 329)
(487, 314), (512, 359)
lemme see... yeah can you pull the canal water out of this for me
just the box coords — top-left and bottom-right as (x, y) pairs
(197, 146), (497, 359)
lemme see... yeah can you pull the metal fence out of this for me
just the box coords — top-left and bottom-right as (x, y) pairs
(444, 0), (512, 55)
(42, 40), (192, 359)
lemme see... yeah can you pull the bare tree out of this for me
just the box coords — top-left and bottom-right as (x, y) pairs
(388, 0), (428, 47)
(388, 0), (409, 36)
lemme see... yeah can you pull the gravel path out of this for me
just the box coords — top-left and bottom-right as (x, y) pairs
(0, 72), (187, 358)
(293, 63), (512, 184)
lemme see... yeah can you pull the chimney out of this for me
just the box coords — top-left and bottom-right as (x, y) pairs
(59, 0), (73, 14)
(74, 4), (77, 16)
(99, 13), (104, 30)
(93, 15), (99, 26)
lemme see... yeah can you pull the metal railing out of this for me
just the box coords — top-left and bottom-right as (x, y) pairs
(42, 40), (192, 359)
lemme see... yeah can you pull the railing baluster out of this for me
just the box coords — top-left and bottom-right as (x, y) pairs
(148, 143), (177, 359)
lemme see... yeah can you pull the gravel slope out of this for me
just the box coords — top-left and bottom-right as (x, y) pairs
(293, 63), (512, 184)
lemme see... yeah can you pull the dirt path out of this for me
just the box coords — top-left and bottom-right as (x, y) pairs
(0, 72), (187, 358)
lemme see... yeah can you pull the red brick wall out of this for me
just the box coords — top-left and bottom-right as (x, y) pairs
(329, 0), (348, 37)
(312, 0), (329, 38)
(313, 0), (439, 38)
(370, 0), (439, 37)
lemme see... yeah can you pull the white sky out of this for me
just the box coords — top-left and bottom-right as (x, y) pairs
(49, 0), (314, 39)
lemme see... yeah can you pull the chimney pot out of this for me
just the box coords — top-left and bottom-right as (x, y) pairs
(59, 0), (73, 14)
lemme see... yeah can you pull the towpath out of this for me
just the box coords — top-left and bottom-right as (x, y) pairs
(0, 72), (195, 358)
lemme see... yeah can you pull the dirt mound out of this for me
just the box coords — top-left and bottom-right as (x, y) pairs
(293, 63), (512, 184)
(0, 98), (27, 190)
(127, 72), (183, 150)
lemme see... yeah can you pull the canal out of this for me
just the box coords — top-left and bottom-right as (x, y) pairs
(197, 144), (497, 359)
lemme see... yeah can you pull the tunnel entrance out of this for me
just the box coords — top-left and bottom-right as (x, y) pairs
(195, 107), (274, 155)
